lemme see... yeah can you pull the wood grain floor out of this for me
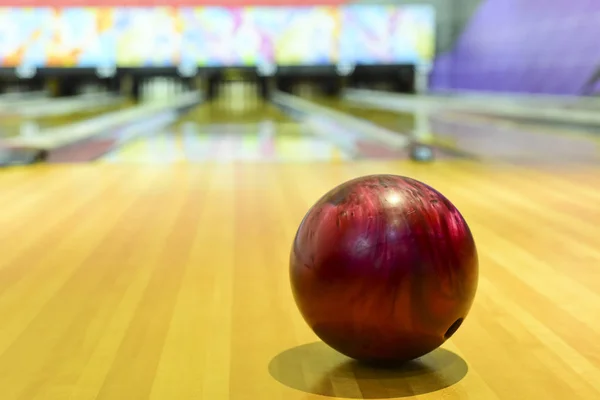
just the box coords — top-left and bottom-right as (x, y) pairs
(0, 160), (599, 399)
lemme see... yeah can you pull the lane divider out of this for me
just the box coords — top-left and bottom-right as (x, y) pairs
(343, 88), (600, 162)
(431, 88), (600, 110)
(0, 92), (203, 165)
(1, 92), (202, 152)
(0, 90), (48, 104)
(0, 92), (121, 117)
(343, 88), (600, 126)
(271, 90), (408, 157)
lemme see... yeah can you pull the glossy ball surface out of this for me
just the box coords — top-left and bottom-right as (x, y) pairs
(290, 175), (478, 363)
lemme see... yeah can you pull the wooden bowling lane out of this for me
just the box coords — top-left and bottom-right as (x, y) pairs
(0, 160), (599, 399)
(429, 112), (600, 164)
(0, 100), (136, 139)
(99, 101), (350, 163)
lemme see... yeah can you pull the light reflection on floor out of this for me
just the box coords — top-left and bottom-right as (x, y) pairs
(99, 120), (351, 163)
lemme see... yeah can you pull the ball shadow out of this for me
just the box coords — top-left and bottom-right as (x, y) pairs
(268, 342), (468, 399)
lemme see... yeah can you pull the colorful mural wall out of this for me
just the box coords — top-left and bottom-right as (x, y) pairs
(0, 5), (436, 68)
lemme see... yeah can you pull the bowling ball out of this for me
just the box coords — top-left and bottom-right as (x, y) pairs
(289, 175), (478, 364)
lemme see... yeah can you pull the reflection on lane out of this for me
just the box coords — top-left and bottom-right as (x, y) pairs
(99, 101), (351, 164)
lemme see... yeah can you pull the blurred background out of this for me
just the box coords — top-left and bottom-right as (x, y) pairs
(0, 0), (598, 164)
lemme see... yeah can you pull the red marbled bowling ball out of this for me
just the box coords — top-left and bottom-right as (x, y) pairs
(290, 175), (478, 363)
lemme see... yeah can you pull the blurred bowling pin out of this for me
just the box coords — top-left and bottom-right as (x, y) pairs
(20, 121), (39, 138)
(152, 78), (158, 101)
(145, 79), (151, 102)
(157, 78), (164, 101)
